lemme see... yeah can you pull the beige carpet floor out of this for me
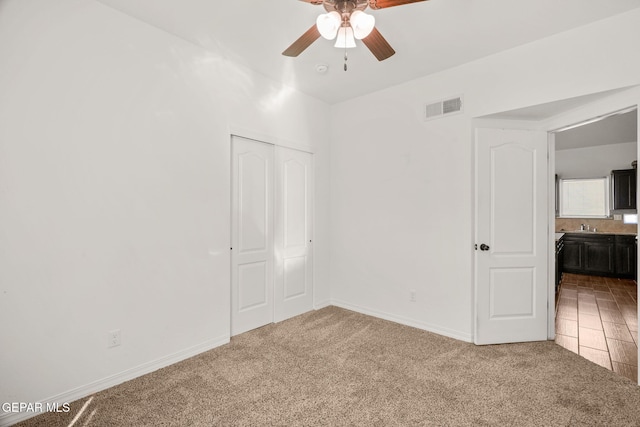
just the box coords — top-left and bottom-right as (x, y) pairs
(16, 306), (640, 426)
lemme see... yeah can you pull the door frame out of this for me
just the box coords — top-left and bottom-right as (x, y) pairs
(229, 127), (316, 335)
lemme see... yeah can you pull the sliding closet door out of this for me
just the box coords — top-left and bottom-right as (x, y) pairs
(274, 147), (314, 322)
(230, 136), (274, 336)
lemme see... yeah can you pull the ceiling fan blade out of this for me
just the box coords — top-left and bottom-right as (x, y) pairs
(282, 24), (320, 56)
(361, 27), (395, 61)
(368, 0), (428, 10)
(282, 25), (322, 57)
(299, 0), (323, 3)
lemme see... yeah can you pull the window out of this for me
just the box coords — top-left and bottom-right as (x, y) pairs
(558, 177), (609, 218)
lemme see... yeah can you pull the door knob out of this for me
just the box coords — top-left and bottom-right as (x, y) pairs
(480, 244), (490, 251)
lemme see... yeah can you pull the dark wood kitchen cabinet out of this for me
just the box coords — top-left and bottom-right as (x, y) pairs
(555, 236), (564, 292)
(561, 233), (637, 278)
(614, 235), (637, 279)
(611, 169), (636, 211)
(562, 234), (615, 276)
(583, 238), (614, 275)
(562, 238), (583, 271)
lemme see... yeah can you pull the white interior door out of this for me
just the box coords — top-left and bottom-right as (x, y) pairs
(475, 128), (548, 345)
(231, 136), (274, 336)
(274, 147), (313, 322)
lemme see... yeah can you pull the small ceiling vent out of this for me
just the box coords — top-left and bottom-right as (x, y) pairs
(424, 95), (464, 121)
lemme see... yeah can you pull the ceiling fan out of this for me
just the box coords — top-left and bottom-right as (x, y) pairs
(282, 0), (428, 62)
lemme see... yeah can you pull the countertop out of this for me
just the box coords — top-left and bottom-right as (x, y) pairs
(557, 230), (637, 236)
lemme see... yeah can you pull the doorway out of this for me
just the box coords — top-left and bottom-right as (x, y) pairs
(552, 108), (638, 382)
(230, 135), (314, 336)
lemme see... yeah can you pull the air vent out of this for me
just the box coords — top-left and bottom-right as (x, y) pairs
(424, 95), (464, 121)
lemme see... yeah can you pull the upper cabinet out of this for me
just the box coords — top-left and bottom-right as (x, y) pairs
(611, 168), (637, 212)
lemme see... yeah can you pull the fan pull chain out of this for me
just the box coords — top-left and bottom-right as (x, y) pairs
(344, 48), (348, 72)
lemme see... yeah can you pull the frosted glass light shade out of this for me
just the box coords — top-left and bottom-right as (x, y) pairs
(350, 10), (375, 39)
(334, 26), (356, 48)
(316, 11), (341, 40)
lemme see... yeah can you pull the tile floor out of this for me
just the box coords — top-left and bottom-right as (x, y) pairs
(555, 273), (638, 383)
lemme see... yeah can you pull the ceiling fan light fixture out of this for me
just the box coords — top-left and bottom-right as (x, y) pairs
(316, 11), (341, 40)
(334, 26), (356, 49)
(350, 10), (375, 39)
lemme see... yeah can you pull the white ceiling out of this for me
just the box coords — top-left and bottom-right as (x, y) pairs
(478, 87), (638, 150)
(95, 0), (640, 104)
(555, 110), (638, 151)
(481, 88), (636, 121)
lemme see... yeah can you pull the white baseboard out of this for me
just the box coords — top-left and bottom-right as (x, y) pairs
(0, 335), (230, 427)
(330, 299), (473, 343)
(313, 299), (331, 310)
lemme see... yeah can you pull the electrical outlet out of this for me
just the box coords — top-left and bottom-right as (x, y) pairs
(108, 329), (121, 348)
(410, 290), (416, 302)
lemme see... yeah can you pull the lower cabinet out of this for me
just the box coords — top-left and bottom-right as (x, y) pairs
(562, 239), (583, 271)
(555, 238), (564, 292)
(614, 235), (637, 279)
(583, 239), (614, 275)
(561, 233), (635, 278)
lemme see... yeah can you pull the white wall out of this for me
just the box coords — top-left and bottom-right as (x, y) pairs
(329, 9), (640, 341)
(0, 0), (330, 421)
(3, 0), (640, 421)
(556, 142), (637, 179)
